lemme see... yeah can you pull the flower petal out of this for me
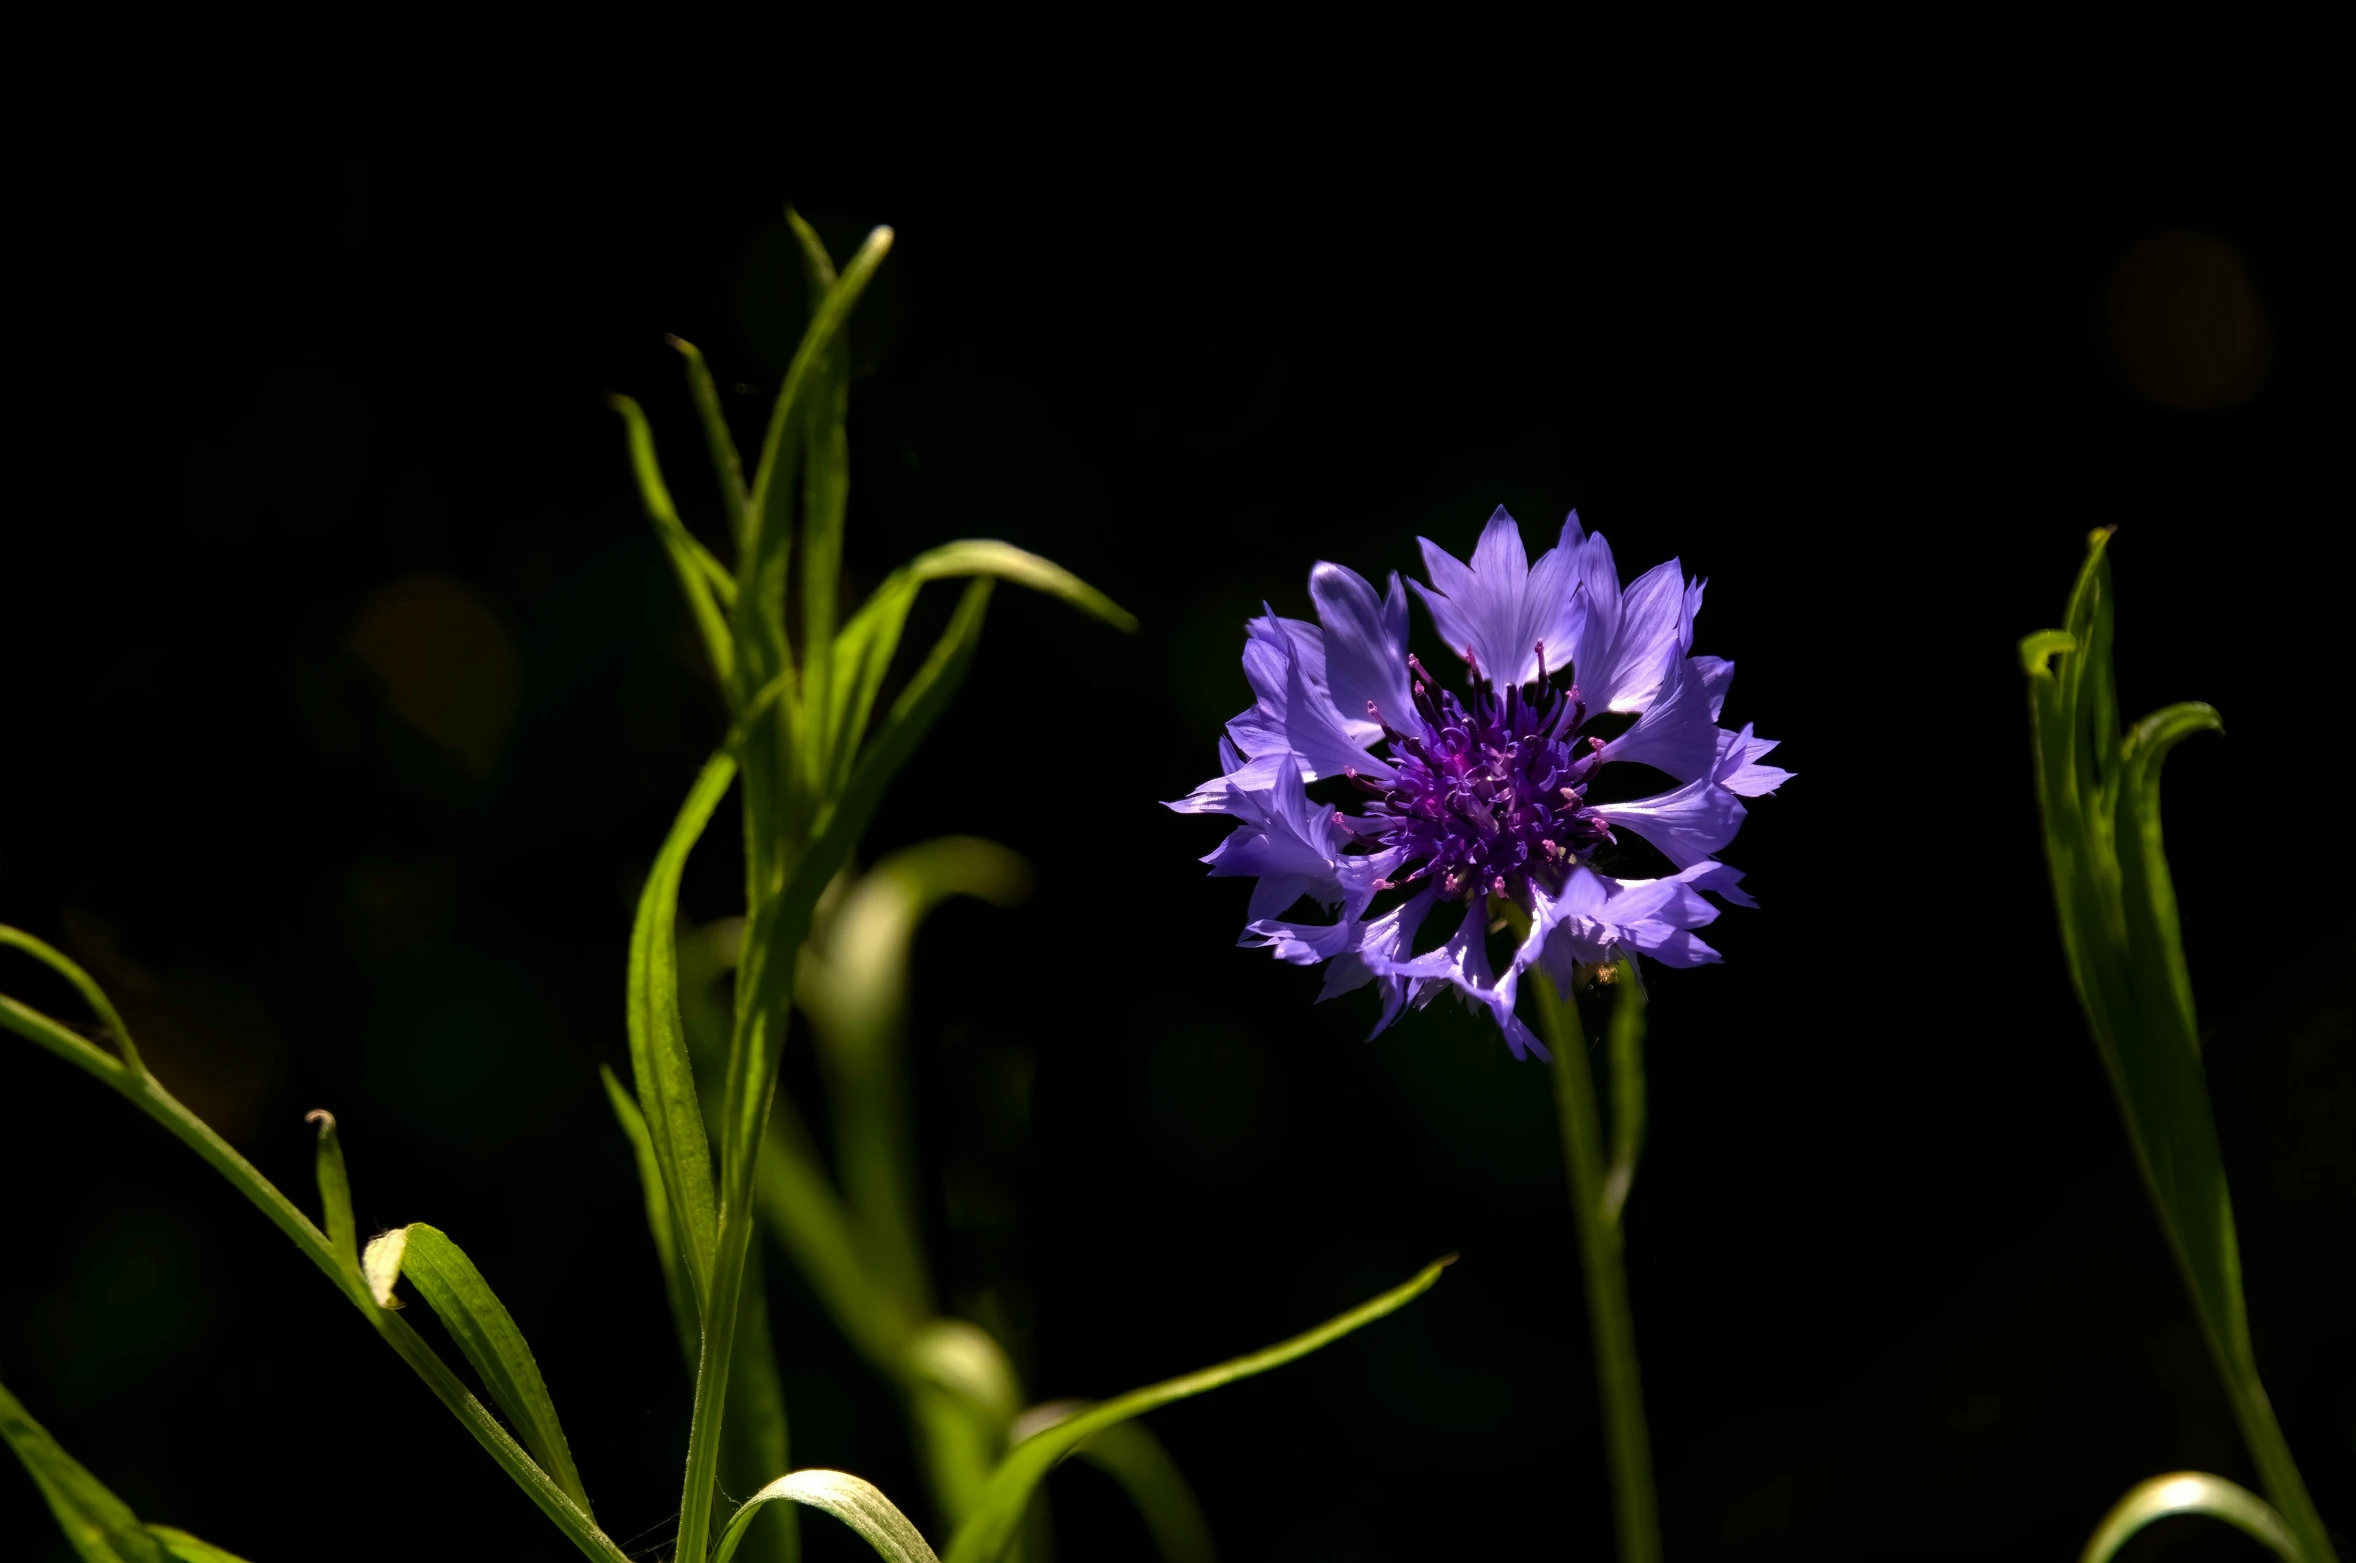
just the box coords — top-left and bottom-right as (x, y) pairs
(1310, 562), (1413, 741)
(1590, 775), (1748, 868)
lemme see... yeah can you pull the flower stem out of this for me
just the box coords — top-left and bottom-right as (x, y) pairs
(1532, 973), (1661, 1563)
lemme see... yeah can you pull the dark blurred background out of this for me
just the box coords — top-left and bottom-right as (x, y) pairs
(2, 3), (2349, 1559)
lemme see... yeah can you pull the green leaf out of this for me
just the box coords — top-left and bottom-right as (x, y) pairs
(376, 1223), (595, 1517)
(305, 1109), (360, 1282)
(629, 750), (736, 1317)
(943, 1257), (1453, 1563)
(0, 926), (142, 1077)
(2078, 1471), (2301, 1563)
(1011, 1405), (1215, 1563)
(600, 1064), (700, 1373)
(825, 542), (1136, 794)
(800, 838), (1033, 1315)
(2024, 534), (2337, 1563)
(905, 1320), (1026, 1526)
(2, 954), (635, 1563)
(611, 394), (735, 682)
(145, 1528), (255, 1563)
(667, 334), (749, 541)
(403, 1224), (594, 1515)
(0, 1376), (173, 1561)
(716, 1471), (939, 1563)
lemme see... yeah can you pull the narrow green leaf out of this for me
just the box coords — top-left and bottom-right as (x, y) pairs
(601, 1064), (700, 1373)
(0, 926), (142, 1076)
(2078, 1471), (2301, 1563)
(755, 1101), (911, 1366)
(732, 583), (996, 1190)
(716, 1470), (939, 1563)
(743, 224), (893, 599)
(0, 1376), (172, 1562)
(145, 1528), (255, 1563)
(906, 1320), (1026, 1525)
(668, 334), (749, 541)
(944, 1257), (1453, 1563)
(1012, 1405), (1216, 1563)
(801, 839), (1032, 1314)
(306, 1109), (359, 1281)
(1599, 961), (1647, 1226)
(612, 392), (736, 682)
(629, 750), (736, 1316)
(2, 968), (635, 1563)
(391, 1223), (595, 1516)
(826, 542), (1137, 795)
(2024, 535), (2338, 1563)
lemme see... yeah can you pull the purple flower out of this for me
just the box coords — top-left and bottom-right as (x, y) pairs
(1173, 507), (1788, 1060)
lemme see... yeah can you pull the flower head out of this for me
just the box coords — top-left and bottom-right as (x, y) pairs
(1172, 507), (1787, 1059)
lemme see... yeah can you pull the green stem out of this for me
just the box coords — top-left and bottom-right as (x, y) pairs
(1531, 974), (1661, 1563)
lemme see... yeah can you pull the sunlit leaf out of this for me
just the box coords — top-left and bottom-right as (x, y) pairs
(2078, 1471), (2301, 1563)
(943, 1257), (1452, 1563)
(628, 750), (736, 1317)
(825, 541), (1136, 793)
(600, 1064), (699, 1372)
(145, 1529), (255, 1563)
(716, 1470), (939, 1563)
(1012, 1403), (1215, 1563)
(1, 1377), (172, 1561)
(667, 334), (749, 540)
(394, 1223), (595, 1517)
(2023, 530), (2335, 1562)
(611, 393), (735, 682)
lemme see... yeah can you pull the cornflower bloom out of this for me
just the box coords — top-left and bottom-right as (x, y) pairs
(1172, 508), (1787, 1059)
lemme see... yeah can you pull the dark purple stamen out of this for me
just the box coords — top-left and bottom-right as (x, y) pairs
(1356, 643), (1612, 906)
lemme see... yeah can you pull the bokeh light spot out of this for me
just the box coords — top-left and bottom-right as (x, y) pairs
(346, 575), (522, 781)
(2094, 227), (2272, 410)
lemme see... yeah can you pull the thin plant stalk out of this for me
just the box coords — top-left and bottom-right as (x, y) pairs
(1530, 971), (1661, 1563)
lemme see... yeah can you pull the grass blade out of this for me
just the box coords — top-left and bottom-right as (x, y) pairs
(612, 394), (736, 682)
(0, 1376), (173, 1562)
(1011, 1406), (1215, 1563)
(943, 1257), (1452, 1563)
(146, 1528), (255, 1563)
(667, 334), (749, 542)
(601, 1064), (701, 1372)
(391, 1223), (596, 1517)
(629, 751), (736, 1318)
(305, 1109), (360, 1282)
(2078, 1471), (2301, 1563)
(716, 1470), (939, 1563)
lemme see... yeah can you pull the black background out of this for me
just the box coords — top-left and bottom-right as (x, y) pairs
(3, 3), (2350, 1560)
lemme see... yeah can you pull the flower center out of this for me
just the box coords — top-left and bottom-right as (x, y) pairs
(1351, 651), (1612, 904)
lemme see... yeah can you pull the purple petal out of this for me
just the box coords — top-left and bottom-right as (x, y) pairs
(1590, 775), (1748, 868)
(1310, 562), (1413, 741)
(1597, 653), (1722, 783)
